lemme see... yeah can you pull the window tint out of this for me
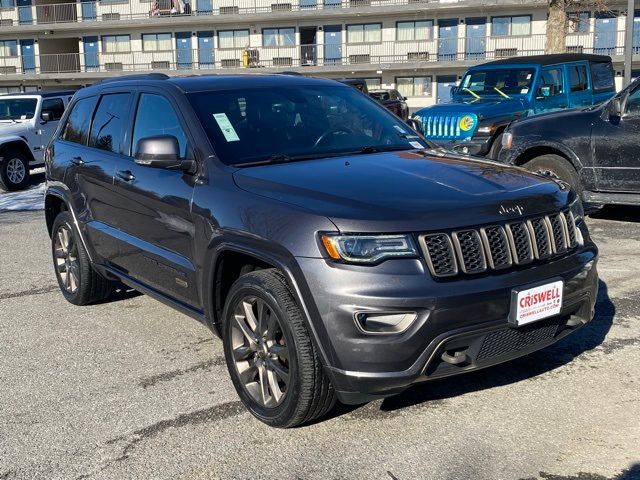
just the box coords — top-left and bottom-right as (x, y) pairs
(132, 94), (190, 159)
(569, 65), (589, 93)
(42, 98), (65, 120)
(625, 86), (640, 117)
(61, 96), (98, 145)
(89, 93), (131, 154)
(540, 68), (564, 97)
(591, 62), (615, 92)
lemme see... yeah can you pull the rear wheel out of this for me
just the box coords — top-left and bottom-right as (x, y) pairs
(523, 154), (583, 198)
(0, 149), (30, 191)
(222, 269), (336, 428)
(51, 211), (113, 305)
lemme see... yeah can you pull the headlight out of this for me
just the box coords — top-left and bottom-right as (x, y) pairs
(321, 234), (418, 264)
(569, 196), (584, 224)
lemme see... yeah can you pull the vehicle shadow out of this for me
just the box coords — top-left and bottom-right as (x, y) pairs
(95, 283), (143, 305)
(590, 205), (640, 223)
(29, 170), (45, 187)
(329, 280), (615, 418)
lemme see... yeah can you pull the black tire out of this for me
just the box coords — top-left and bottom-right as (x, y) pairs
(0, 149), (30, 191)
(222, 269), (336, 428)
(51, 211), (113, 305)
(487, 133), (504, 160)
(523, 154), (583, 198)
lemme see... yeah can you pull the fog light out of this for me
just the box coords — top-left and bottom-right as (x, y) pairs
(355, 312), (417, 335)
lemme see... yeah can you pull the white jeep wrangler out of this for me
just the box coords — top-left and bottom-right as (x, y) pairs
(0, 91), (74, 191)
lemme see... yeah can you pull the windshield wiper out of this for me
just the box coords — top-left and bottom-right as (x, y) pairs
(463, 87), (481, 100)
(493, 86), (511, 99)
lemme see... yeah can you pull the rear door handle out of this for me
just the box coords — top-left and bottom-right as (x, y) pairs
(71, 156), (84, 166)
(116, 169), (135, 182)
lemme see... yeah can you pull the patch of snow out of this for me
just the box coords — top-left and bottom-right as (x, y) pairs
(0, 181), (46, 212)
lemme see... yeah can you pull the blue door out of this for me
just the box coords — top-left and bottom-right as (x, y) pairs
(465, 17), (486, 60)
(20, 39), (35, 73)
(324, 25), (342, 65)
(196, 0), (212, 15)
(197, 31), (214, 69)
(438, 19), (458, 61)
(300, 0), (317, 9)
(436, 75), (457, 104)
(83, 36), (99, 72)
(594, 13), (617, 55)
(17, 0), (32, 25)
(81, 0), (96, 21)
(176, 32), (192, 70)
(323, 0), (340, 8)
(634, 10), (640, 54)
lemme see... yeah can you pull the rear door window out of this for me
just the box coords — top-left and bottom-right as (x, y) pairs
(89, 93), (132, 154)
(569, 64), (589, 92)
(61, 96), (98, 145)
(590, 62), (615, 92)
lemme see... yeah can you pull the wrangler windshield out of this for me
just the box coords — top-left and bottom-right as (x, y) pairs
(458, 68), (535, 98)
(0, 98), (37, 120)
(187, 85), (428, 166)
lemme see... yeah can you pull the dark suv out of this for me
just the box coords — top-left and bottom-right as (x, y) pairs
(45, 73), (598, 428)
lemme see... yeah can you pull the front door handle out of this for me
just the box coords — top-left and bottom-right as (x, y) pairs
(71, 156), (84, 166)
(116, 169), (135, 182)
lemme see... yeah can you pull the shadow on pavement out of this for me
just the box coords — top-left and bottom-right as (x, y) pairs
(590, 205), (640, 223)
(95, 283), (143, 305)
(330, 280), (614, 417)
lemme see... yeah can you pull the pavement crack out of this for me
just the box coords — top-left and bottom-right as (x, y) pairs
(0, 285), (58, 300)
(138, 356), (226, 389)
(107, 401), (246, 463)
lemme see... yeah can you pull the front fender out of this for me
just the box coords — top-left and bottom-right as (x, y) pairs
(0, 136), (34, 161)
(506, 137), (583, 171)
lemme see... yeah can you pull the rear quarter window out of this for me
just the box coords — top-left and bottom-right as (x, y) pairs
(61, 96), (98, 145)
(590, 62), (615, 93)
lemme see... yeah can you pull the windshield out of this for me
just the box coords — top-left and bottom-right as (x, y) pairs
(187, 85), (428, 166)
(0, 98), (37, 120)
(458, 68), (536, 99)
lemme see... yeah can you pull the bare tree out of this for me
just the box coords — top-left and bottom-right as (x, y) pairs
(545, 0), (612, 53)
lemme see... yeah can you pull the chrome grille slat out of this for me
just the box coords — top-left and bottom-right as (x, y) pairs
(419, 211), (580, 279)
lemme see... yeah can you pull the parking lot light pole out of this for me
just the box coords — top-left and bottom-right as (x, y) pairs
(624, 0), (636, 87)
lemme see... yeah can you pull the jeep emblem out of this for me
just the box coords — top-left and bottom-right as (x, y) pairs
(498, 204), (525, 216)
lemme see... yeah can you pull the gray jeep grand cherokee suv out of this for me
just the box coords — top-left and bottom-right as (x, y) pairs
(45, 73), (598, 428)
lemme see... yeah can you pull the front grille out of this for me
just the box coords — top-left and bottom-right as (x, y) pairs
(476, 318), (562, 361)
(421, 114), (463, 140)
(420, 210), (578, 279)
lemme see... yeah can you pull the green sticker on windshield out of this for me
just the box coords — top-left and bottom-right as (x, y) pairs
(213, 113), (240, 142)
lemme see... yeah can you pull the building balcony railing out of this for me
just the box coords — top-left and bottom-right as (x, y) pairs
(0, 0), (541, 26)
(0, 34), (634, 77)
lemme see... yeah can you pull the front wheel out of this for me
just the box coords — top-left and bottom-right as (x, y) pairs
(0, 149), (30, 191)
(523, 154), (583, 198)
(222, 269), (336, 428)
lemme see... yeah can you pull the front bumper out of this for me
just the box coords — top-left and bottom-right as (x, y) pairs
(296, 232), (598, 405)
(428, 136), (493, 156)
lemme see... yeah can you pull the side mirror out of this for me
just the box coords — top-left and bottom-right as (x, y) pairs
(41, 112), (51, 123)
(134, 135), (192, 171)
(402, 96), (408, 101)
(610, 97), (623, 119)
(406, 118), (423, 133)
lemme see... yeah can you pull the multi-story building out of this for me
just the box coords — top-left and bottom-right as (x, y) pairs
(0, 0), (638, 110)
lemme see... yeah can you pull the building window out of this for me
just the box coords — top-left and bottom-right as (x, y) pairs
(142, 33), (172, 51)
(0, 0), (15, 10)
(347, 23), (382, 44)
(362, 77), (382, 90)
(568, 11), (590, 33)
(396, 21), (433, 41)
(491, 15), (531, 36)
(396, 76), (432, 97)
(101, 35), (130, 53)
(263, 28), (295, 47)
(0, 86), (21, 95)
(0, 40), (18, 57)
(219, 29), (250, 49)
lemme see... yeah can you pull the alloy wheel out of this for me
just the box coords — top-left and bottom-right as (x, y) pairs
(54, 225), (80, 294)
(231, 296), (291, 408)
(6, 158), (26, 185)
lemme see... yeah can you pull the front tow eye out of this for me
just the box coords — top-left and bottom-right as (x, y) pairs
(441, 349), (469, 365)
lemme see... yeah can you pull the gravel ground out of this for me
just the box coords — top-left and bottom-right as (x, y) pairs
(0, 208), (638, 480)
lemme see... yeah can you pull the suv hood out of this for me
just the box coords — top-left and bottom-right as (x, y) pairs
(0, 122), (28, 136)
(233, 150), (570, 233)
(414, 97), (526, 118)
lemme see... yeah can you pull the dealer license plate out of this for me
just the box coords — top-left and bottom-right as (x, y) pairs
(511, 280), (564, 326)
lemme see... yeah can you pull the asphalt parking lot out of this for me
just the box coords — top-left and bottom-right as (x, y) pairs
(0, 204), (639, 480)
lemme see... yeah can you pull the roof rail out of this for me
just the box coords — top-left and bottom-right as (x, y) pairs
(97, 73), (170, 84)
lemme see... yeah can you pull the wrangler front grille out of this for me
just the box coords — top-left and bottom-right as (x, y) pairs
(420, 211), (579, 278)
